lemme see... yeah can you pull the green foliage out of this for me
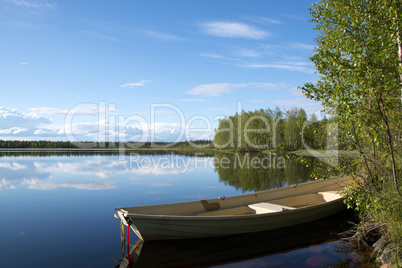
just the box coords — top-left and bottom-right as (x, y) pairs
(303, 0), (402, 194)
(213, 106), (329, 152)
(304, 0), (402, 264)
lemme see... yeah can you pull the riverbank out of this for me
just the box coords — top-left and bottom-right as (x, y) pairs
(290, 149), (359, 158)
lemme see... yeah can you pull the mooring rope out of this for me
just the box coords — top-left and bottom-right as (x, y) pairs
(127, 219), (131, 264)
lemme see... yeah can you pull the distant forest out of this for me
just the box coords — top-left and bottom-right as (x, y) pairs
(0, 139), (213, 149)
(0, 106), (332, 152)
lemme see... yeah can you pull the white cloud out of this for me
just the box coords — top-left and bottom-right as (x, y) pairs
(3, 0), (56, 8)
(28, 180), (116, 190)
(0, 107), (52, 132)
(201, 21), (270, 39)
(0, 127), (28, 134)
(239, 63), (316, 74)
(0, 105), (213, 142)
(186, 83), (247, 97)
(249, 82), (285, 89)
(0, 162), (27, 170)
(34, 158), (128, 179)
(1, 177), (42, 190)
(260, 18), (281, 24)
(30, 107), (99, 116)
(288, 42), (315, 50)
(199, 53), (237, 61)
(121, 79), (152, 88)
(186, 82), (284, 97)
(235, 48), (261, 58)
(1, 0), (57, 14)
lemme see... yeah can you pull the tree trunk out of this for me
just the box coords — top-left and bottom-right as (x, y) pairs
(396, 7), (402, 102)
(380, 97), (400, 196)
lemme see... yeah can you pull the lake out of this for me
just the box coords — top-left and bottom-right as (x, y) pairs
(0, 150), (365, 267)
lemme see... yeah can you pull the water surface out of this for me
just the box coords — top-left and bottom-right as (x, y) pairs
(0, 151), (361, 267)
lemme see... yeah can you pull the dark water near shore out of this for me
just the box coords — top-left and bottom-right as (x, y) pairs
(0, 150), (367, 267)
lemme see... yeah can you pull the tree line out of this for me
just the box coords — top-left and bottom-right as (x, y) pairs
(0, 139), (214, 149)
(213, 106), (332, 152)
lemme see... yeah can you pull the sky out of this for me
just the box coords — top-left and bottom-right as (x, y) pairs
(0, 0), (322, 143)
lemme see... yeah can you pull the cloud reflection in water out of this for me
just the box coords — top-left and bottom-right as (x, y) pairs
(0, 154), (205, 191)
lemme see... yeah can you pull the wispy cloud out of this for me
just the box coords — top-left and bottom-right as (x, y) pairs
(186, 82), (285, 97)
(186, 83), (248, 97)
(28, 180), (116, 190)
(201, 21), (270, 39)
(260, 18), (281, 24)
(1, 0), (57, 14)
(0, 127), (28, 134)
(280, 13), (304, 21)
(249, 82), (285, 89)
(249, 100), (266, 103)
(239, 63), (316, 74)
(235, 48), (262, 58)
(199, 53), (237, 61)
(3, 0), (56, 8)
(121, 79), (152, 88)
(288, 42), (315, 50)
(30, 107), (101, 116)
(141, 30), (182, 41)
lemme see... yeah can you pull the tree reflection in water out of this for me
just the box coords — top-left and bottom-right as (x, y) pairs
(214, 153), (331, 193)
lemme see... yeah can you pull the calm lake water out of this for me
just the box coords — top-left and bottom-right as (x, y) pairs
(0, 150), (365, 267)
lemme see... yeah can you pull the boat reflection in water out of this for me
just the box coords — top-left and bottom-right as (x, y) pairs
(116, 211), (357, 268)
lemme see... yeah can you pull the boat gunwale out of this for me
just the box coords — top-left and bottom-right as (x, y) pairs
(115, 177), (349, 212)
(122, 196), (344, 221)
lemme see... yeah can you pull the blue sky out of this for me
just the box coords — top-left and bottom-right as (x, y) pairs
(0, 0), (321, 143)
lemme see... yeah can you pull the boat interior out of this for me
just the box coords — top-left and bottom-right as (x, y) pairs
(196, 191), (341, 216)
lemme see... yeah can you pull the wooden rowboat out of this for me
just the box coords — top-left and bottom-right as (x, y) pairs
(119, 211), (355, 267)
(115, 176), (352, 241)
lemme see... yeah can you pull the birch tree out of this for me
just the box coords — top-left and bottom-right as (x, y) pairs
(302, 0), (402, 194)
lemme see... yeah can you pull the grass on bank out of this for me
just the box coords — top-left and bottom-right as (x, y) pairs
(290, 149), (359, 158)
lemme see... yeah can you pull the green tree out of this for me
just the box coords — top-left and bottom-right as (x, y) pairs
(302, 1), (402, 264)
(284, 108), (302, 150)
(302, 0), (401, 194)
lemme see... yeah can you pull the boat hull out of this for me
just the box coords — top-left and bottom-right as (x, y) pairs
(129, 199), (346, 240)
(116, 176), (352, 241)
